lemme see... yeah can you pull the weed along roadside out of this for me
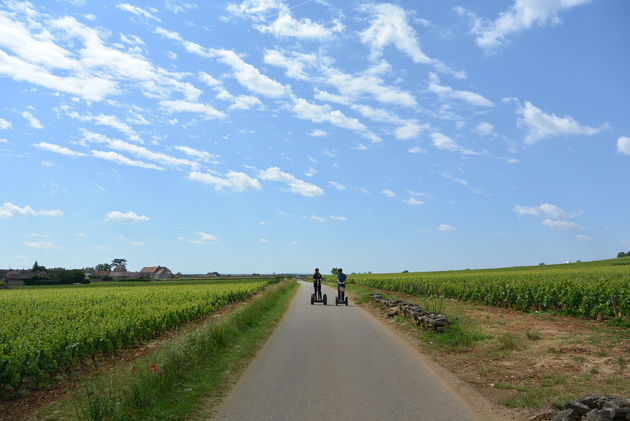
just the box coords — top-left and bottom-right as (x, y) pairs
(338, 282), (630, 420)
(30, 278), (299, 421)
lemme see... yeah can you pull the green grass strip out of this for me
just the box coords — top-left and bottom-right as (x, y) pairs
(36, 279), (298, 421)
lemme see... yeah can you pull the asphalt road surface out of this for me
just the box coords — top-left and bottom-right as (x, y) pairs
(213, 280), (484, 421)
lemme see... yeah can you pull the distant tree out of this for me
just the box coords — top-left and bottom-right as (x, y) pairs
(331, 267), (339, 275)
(32, 261), (46, 272)
(95, 263), (112, 272)
(539, 262), (546, 266)
(402, 270), (409, 273)
(111, 258), (127, 272)
(52, 269), (87, 284)
(618, 251), (628, 258)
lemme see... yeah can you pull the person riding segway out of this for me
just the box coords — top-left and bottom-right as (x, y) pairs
(335, 268), (348, 306)
(311, 268), (327, 305)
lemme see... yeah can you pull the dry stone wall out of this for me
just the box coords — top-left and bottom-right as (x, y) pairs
(369, 293), (452, 332)
(546, 396), (630, 421)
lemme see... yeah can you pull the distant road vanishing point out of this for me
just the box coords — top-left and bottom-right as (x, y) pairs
(213, 280), (493, 421)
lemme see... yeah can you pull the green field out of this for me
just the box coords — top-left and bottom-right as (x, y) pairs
(335, 257), (630, 320)
(0, 279), (270, 394)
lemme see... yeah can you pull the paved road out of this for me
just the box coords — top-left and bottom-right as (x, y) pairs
(213, 281), (484, 421)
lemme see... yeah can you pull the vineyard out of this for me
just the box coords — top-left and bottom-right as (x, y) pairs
(0, 279), (268, 395)
(343, 257), (630, 320)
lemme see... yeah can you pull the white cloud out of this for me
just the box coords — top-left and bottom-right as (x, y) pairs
(199, 71), (220, 86)
(288, 241), (299, 246)
(188, 170), (262, 192)
(380, 189), (396, 198)
(227, 0), (343, 41)
(323, 149), (337, 159)
(264, 49), (313, 81)
(431, 132), (479, 155)
(617, 137), (630, 155)
(328, 181), (346, 191)
(26, 232), (50, 238)
(105, 210), (149, 223)
(308, 129), (328, 137)
(23, 241), (66, 250)
(0, 8), (201, 102)
(517, 101), (606, 144)
(264, 49), (417, 108)
(0, 118), (12, 129)
(116, 3), (161, 22)
(542, 219), (583, 231)
(81, 130), (198, 169)
(442, 173), (469, 186)
(314, 89), (351, 105)
(324, 66), (418, 108)
(255, 12), (343, 40)
(34, 142), (86, 156)
(308, 215), (326, 222)
(427, 73), (493, 107)
(437, 224), (456, 232)
(22, 111), (43, 129)
(408, 146), (426, 154)
(159, 100), (226, 119)
(166, 2), (198, 14)
(330, 215), (348, 221)
(91, 150), (163, 170)
(304, 167), (317, 177)
(259, 238), (270, 244)
(513, 203), (574, 219)
(359, 3), (464, 78)
(174, 145), (217, 163)
(259, 166), (324, 197)
(214, 86), (262, 110)
(67, 112), (143, 142)
(211, 49), (288, 98)
(290, 97), (365, 131)
(0, 202), (63, 218)
(181, 231), (218, 244)
(473, 121), (495, 136)
(394, 121), (424, 139)
(92, 114), (142, 142)
(576, 234), (592, 242)
(457, 0), (592, 52)
(403, 198), (425, 205)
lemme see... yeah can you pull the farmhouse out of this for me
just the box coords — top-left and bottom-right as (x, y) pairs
(140, 266), (173, 280)
(3, 270), (40, 287)
(109, 271), (151, 281)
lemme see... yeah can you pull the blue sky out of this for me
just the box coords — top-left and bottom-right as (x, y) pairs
(1, 0), (628, 274)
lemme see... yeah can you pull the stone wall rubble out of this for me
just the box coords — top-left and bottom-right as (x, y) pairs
(369, 293), (452, 332)
(545, 396), (630, 421)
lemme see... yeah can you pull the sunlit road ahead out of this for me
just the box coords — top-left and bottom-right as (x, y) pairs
(213, 280), (484, 421)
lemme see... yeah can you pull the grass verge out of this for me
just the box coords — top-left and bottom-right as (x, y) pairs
(33, 279), (298, 421)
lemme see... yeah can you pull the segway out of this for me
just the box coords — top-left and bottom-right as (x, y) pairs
(310, 283), (327, 305)
(335, 283), (348, 306)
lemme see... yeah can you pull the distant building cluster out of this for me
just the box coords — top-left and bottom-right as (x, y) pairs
(0, 266), (174, 287)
